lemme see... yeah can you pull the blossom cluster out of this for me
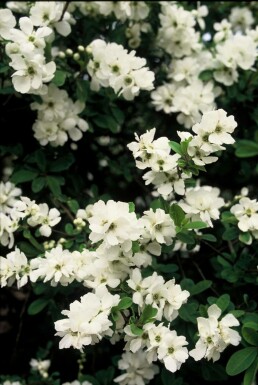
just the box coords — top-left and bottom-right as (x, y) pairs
(54, 286), (120, 350)
(189, 304), (241, 362)
(0, 181), (61, 248)
(86, 39), (155, 100)
(127, 127), (188, 198)
(231, 196), (258, 243)
(72, 1), (151, 49)
(127, 269), (189, 321)
(31, 84), (89, 146)
(73, 1), (150, 22)
(128, 109), (237, 201)
(179, 186), (225, 228)
(1, 10), (55, 94)
(152, 3), (258, 127)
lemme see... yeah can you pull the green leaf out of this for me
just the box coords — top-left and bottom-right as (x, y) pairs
(76, 79), (90, 102)
(199, 70), (213, 81)
(116, 297), (133, 310)
(169, 141), (183, 155)
(242, 327), (258, 346)
(139, 305), (158, 324)
(243, 357), (258, 385)
(49, 153), (75, 172)
(216, 294), (230, 312)
(129, 202), (135, 213)
(93, 115), (120, 133)
(184, 221), (207, 230)
(65, 223), (74, 235)
(226, 347), (258, 376)
(32, 177), (46, 193)
(33, 283), (48, 295)
(150, 199), (162, 211)
(0, 86), (14, 94)
(111, 107), (125, 124)
(179, 302), (198, 323)
(11, 170), (38, 184)
(52, 70), (66, 86)
(201, 234), (217, 242)
(201, 362), (228, 381)
(235, 140), (258, 158)
(243, 322), (258, 331)
(221, 211), (238, 224)
(239, 232), (252, 245)
(0, 65), (10, 73)
(170, 204), (185, 227)
(176, 230), (196, 244)
(35, 150), (47, 172)
(47, 176), (62, 196)
(18, 241), (39, 257)
(153, 263), (179, 274)
(130, 324), (144, 336)
(222, 227), (238, 241)
(189, 280), (212, 296)
(28, 298), (49, 315)
(67, 199), (80, 214)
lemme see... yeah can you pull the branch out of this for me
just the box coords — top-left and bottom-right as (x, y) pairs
(59, 1), (69, 22)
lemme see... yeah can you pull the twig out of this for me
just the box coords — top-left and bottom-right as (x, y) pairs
(10, 286), (31, 368)
(192, 261), (220, 296)
(59, 1), (69, 22)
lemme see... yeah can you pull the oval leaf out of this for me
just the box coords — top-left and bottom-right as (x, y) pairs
(28, 298), (49, 315)
(226, 347), (258, 376)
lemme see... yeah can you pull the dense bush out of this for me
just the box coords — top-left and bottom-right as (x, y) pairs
(0, 2), (258, 385)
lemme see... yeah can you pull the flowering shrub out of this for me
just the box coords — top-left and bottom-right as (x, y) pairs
(0, 2), (258, 385)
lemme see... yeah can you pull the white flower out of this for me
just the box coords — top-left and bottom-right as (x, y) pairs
(0, 248), (30, 289)
(179, 186), (225, 227)
(30, 245), (74, 286)
(0, 212), (19, 248)
(157, 3), (201, 58)
(30, 1), (73, 36)
(151, 83), (179, 114)
(192, 109), (237, 147)
(86, 39), (154, 100)
(28, 203), (61, 237)
(30, 358), (51, 378)
(0, 8), (16, 40)
(127, 128), (170, 168)
(0, 181), (21, 214)
(10, 52), (56, 94)
(229, 7), (254, 32)
(10, 17), (52, 54)
(55, 286), (120, 349)
(189, 304), (240, 362)
(157, 330), (188, 372)
(31, 84), (88, 146)
(88, 200), (141, 248)
(231, 197), (258, 234)
(114, 350), (159, 385)
(139, 208), (176, 245)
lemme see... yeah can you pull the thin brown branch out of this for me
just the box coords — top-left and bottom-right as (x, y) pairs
(59, 2), (69, 22)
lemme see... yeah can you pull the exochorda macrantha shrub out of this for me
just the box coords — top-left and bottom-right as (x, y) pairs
(0, 2), (258, 385)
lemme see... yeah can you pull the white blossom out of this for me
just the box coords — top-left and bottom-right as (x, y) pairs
(0, 8), (16, 40)
(189, 304), (240, 362)
(0, 248), (30, 289)
(0, 181), (21, 214)
(55, 286), (120, 349)
(114, 350), (159, 385)
(179, 186), (225, 227)
(87, 39), (154, 100)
